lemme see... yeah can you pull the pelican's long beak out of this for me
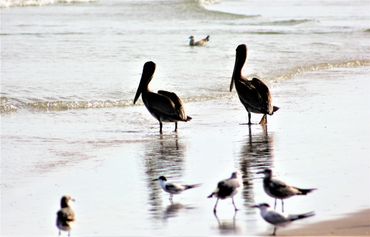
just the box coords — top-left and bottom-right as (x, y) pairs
(230, 76), (234, 92)
(133, 78), (143, 104)
(134, 61), (156, 104)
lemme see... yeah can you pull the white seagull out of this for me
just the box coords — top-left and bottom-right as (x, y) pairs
(154, 176), (201, 202)
(258, 168), (316, 212)
(56, 196), (76, 237)
(208, 171), (243, 213)
(252, 203), (314, 236)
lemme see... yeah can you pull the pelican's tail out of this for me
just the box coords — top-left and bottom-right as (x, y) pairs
(297, 188), (317, 195)
(186, 116), (192, 122)
(184, 183), (201, 190)
(273, 106), (279, 113)
(288, 211), (315, 222)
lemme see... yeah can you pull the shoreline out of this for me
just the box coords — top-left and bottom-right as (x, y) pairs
(281, 209), (370, 236)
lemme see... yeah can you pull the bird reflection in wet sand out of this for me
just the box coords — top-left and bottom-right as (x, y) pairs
(163, 203), (196, 221)
(143, 134), (186, 218)
(230, 44), (279, 125)
(239, 125), (274, 209)
(134, 61), (192, 134)
(213, 212), (241, 235)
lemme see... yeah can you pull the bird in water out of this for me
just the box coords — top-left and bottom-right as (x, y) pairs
(133, 61), (192, 134)
(189, 35), (210, 46)
(230, 44), (279, 125)
(257, 168), (316, 212)
(153, 176), (201, 202)
(56, 195), (76, 237)
(252, 203), (314, 235)
(208, 171), (243, 213)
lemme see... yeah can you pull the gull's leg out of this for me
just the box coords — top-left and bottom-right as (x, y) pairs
(274, 199), (277, 210)
(159, 121), (163, 134)
(281, 200), (284, 213)
(232, 197), (239, 211)
(213, 198), (219, 213)
(272, 226), (277, 236)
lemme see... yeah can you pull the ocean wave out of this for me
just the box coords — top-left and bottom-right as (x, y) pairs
(274, 60), (370, 82)
(259, 19), (314, 26)
(0, 0), (96, 8)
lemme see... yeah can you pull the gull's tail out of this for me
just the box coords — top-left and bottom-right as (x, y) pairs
(184, 183), (201, 190)
(207, 192), (215, 198)
(288, 211), (315, 222)
(297, 188), (317, 195)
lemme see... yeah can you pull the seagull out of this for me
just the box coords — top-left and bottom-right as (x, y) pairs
(189, 35), (210, 46)
(208, 171), (243, 213)
(257, 168), (316, 212)
(133, 61), (192, 134)
(230, 44), (279, 125)
(251, 203), (314, 235)
(56, 196), (76, 237)
(153, 176), (201, 202)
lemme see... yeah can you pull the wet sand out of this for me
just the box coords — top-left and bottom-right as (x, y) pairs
(282, 209), (370, 236)
(1, 67), (370, 236)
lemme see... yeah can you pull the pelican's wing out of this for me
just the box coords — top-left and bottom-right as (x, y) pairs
(250, 78), (273, 113)
(237, 79), (263, 106)
(145, 91), (177, 116)
(158, 90), (188, 120)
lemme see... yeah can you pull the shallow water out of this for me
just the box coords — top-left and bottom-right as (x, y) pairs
(1, 0), (370, 236)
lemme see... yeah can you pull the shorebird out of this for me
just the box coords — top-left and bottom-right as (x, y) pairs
(230, 44), (279, 125)
(133, 61), (192, 134)
(208, 171), (243, 213)
(252, 203), (314, 235)
(258, 168), (316, 212)
(189, 35), (210, 46)
(153, 176), (201, 202)
(56, 196), (76, 237)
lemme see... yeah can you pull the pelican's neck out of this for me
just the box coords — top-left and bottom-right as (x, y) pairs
(232, 52), (246, 81)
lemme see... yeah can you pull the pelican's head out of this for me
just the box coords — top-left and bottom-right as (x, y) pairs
(257, 168), (272, 178)
(134, 61), (156, 104)
(60, 195), (75, 208)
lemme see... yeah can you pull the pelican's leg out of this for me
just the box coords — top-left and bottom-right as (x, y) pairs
(174, 122), (178, 132)
(259, 114), (267, 125)
(232, 197), (239, 211)
(272, 226), (277, 236)
(281, 200), (284, 213)
(248, 111), (252, 125)
(274, 198), (277, 210)
(159, 121), (163, 134)
(213, 198), (219, 213)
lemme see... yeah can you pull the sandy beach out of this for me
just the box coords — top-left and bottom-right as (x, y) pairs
(282, 209), (370, 236)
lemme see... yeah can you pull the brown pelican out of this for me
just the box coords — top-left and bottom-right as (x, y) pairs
(56, 196), (76, 237)
(189, 35), (210, 46)
(230, 44), (279, 125)
(133, 61), (192, 134)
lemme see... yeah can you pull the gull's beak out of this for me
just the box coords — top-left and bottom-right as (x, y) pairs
(152, 178), (159, 181)
(256, 170), (264, 174)
(250, 204), (259, 208)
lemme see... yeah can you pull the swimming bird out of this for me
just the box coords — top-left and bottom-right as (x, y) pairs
(230, 44), (279, 125)
(133, 61), (192, 134)
(257, 168), (316, 212)
(208, 171), (243, 213)
(189, 35), (210, 46)
(56, 196), (76, 237)
(252, 203), (314, 235)
(153, 176), (201, 202)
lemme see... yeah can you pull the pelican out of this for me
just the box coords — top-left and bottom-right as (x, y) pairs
(56, 196), (76, 237)
(134, 61), (192, 134)
(257, 168), (316, 212)
(230, 44), (279, 125)
(189, 35), (210, 46)
(252, 203), (314, 235)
